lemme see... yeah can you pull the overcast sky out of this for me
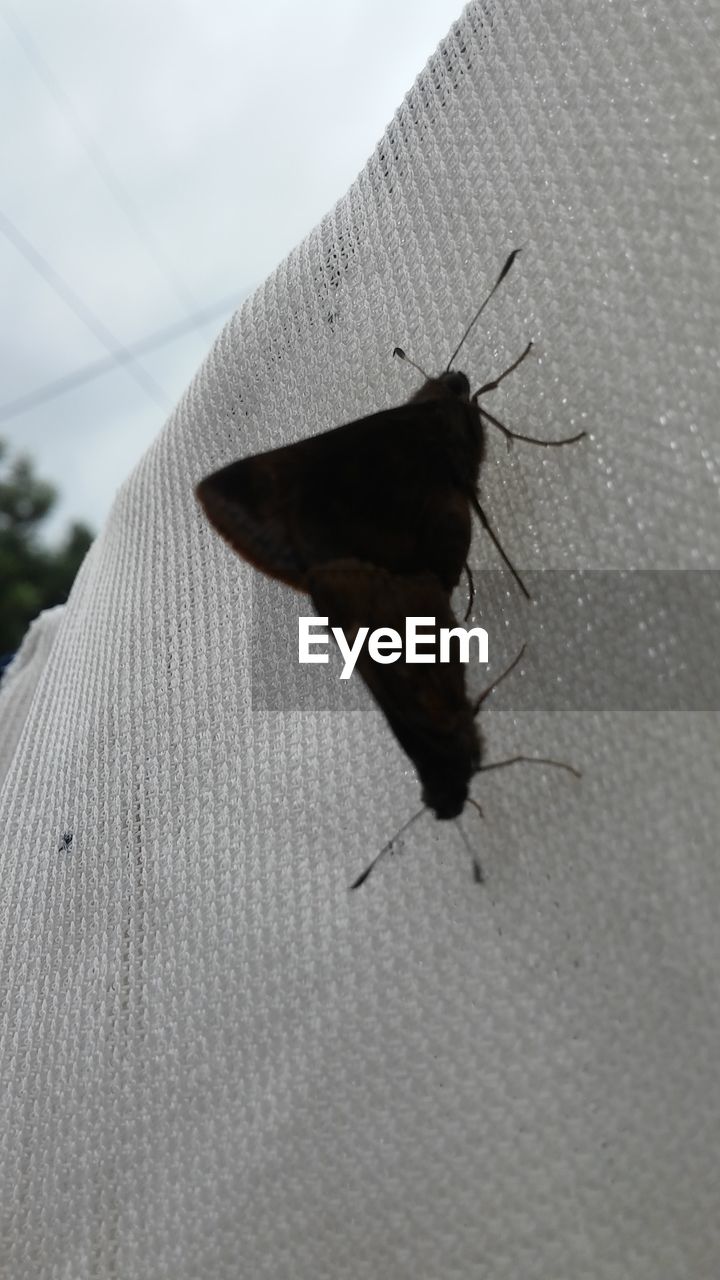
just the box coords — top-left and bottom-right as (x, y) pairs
(1, 0), (464, 543)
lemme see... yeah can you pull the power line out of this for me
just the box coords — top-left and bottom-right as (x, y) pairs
(3, 6), (209, 329)
(0, 291), (245, 423)
(0, 208), (169, 410)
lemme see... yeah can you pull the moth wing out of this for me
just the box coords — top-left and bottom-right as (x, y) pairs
(307, 559), (481, 817)
(195, 398), (474, 592)
(195, 446), (308, 589)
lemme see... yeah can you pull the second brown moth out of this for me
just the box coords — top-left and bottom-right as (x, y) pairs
(195, 250), (583, 886)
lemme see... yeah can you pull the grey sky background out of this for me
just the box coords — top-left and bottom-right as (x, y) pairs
(1, 0), (463, 544)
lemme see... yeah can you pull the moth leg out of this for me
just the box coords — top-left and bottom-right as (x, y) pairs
(480, 404), (586, 450)
(463, 562), (475, 621)
(479, 755), (582, 779)
(470, 493), (530, 600)
(472, 642), (527, 715)
(473, 341), (533, 398)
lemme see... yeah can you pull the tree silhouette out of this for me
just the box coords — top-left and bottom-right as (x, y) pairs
(0, 438), (94, 656)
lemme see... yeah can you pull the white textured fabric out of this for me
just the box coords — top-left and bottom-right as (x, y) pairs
(0, 605), (65, 785)
(2, 3), (719, 1277)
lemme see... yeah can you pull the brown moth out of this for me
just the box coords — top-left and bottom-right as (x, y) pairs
(195, 250), (583, 886)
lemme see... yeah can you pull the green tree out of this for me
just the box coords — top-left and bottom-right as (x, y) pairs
(0, 438), (94, 655)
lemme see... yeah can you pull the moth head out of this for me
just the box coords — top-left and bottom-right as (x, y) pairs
(437, 370), (471, 398)
(407, 369), (472, 406)
(420, 724), (481, 821)
(423, 778), (470, 821)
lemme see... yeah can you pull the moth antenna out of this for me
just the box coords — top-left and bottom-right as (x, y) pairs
(479, 755), (582, 779)
(393, 347), (431, 380)
(446, 247), (521, 372)
(349, 805), (427, 891)
(473, 642), (527, 715)
(455, 818), (484, 884)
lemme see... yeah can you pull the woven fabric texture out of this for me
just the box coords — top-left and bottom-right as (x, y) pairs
(1, 2), (719, 1277)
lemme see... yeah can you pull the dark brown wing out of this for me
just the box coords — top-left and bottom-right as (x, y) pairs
(306, 559), (482, 819)
(195, 395), (481, 594)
